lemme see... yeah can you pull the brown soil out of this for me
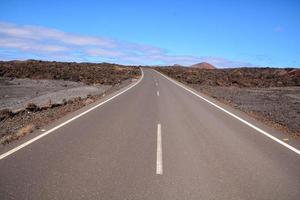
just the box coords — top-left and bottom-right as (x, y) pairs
(157, 66), (299, 87)
(156, 66), (300, 137)
(0, 60), (140, 85)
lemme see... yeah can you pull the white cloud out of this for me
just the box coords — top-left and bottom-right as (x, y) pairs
(0, 37), (69, 52)
(0, 22), (115, 47)
(0, 21), (253, 67)
(85, 48), (124, 57)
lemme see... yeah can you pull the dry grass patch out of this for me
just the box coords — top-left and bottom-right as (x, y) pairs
(0, 124), (35, 144)
(114, 66), (127, 71)
(16, 124), (35, 138)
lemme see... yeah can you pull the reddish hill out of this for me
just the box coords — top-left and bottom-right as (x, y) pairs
(191, 62), (216, 69)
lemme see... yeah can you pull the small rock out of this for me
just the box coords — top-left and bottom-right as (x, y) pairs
(26, 103), (39, 112)
(0, 109), (14, 121)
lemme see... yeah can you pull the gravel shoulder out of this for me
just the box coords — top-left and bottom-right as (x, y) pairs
(156, 67), (300, 138)
(193, 85), (300, 137)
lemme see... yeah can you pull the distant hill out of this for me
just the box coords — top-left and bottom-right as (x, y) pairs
(173, 64), (184, 67)
(190, 62), (216, 69)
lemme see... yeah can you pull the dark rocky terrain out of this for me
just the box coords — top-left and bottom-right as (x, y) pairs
(0, 60), (140, 85)
(156, 66), (300, 137)
(157, 66), (299, 87)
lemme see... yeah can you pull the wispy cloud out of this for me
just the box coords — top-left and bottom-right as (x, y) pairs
(200, 56), (255, 68)
(0, 21), (253, 67)
(274, 26), (284, 32)
(0, 22), (115, 47)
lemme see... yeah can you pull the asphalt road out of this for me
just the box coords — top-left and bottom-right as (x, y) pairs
(0, 68), (299, 199)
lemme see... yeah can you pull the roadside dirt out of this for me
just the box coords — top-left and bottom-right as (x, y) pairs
(156, 66), (300, 137)
(0, 60), (141, 144)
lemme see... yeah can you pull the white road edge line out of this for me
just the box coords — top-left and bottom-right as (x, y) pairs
(157, 91), (160, 96)
(156, 123), (163, 175)
(0, 68), (144, 160)
(154, 70), (300, 155)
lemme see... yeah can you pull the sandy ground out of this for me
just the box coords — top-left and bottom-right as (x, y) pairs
(0, 77), (111, 112)
(192, 85), (300, 136)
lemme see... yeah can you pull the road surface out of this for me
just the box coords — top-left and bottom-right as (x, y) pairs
(0, 68), (299, 199)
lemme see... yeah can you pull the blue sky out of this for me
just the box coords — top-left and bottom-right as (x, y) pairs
(0, 0), (299, 67)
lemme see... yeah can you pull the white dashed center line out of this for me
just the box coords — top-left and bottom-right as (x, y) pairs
(156, 123), (163, 175)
